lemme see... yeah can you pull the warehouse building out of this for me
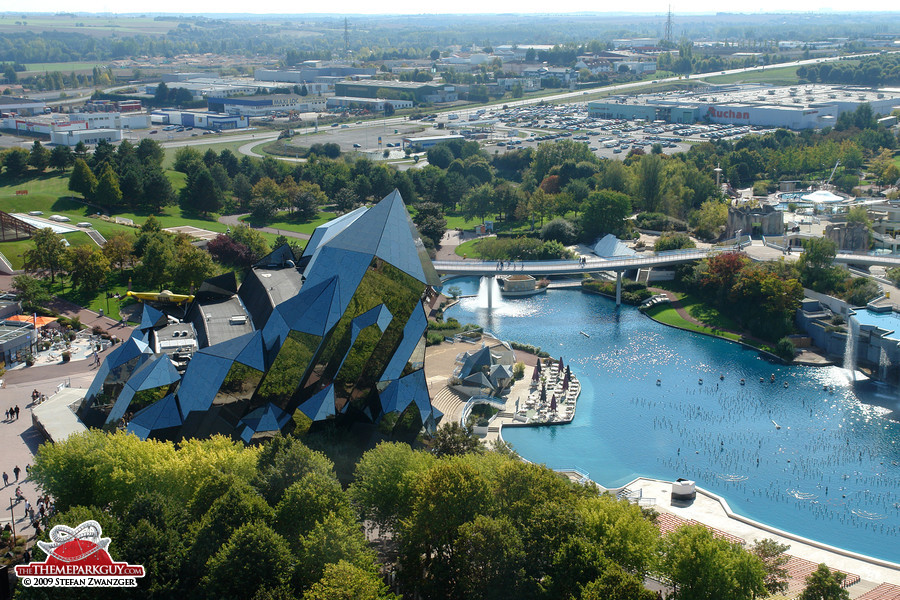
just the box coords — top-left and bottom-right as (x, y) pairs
(151, 110), (249, 130)
(0, 96), (47, 116)
(255, 64), (376, 83)
(49, 128), (122, 146)
(334, 80), (457, 104)
(588, 84), (900, 129)
(401, 134), (465, 150)
(327, 96), (413, 111)
(207, 94), (326, 116)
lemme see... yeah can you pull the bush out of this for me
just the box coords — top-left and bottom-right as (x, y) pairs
(508, 340), (550, 358)
(540, 218), (577, 245)
(635, 212), (687, 232)
(512, 361), (525, 380)
(25, 355), (35, 367)
(774, 337), (795, 362)
(61, 351), (71, 363)
(582, 279), (652, 305)
(654, 232), (696, 252)
(426, 331), (445, 346)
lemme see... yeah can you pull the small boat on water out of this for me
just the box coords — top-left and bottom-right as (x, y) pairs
(580, 331), (590, 337)
(772, 420), (781, 430)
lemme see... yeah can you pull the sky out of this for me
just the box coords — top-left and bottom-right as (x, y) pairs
(25, 2), (900, 15)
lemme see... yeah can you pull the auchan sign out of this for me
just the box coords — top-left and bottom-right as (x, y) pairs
(707, 106), (750, 120)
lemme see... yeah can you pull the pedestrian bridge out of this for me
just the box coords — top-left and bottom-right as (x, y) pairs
(434, 248), (722, 305)
(432, 248), (719, 278)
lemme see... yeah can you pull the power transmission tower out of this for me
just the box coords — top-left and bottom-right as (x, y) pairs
(344, 18), (350, 58)
(664, 5), (674, 47)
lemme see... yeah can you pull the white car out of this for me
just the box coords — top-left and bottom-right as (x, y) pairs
(28, 211), (43, 216)
(49, 215), (71, 222)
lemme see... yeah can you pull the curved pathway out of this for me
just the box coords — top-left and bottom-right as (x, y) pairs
(218, 213), (311, 241)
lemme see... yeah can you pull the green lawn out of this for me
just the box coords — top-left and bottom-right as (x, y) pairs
(23, 61), (105, 73)
(644, 302), (742, 342)
(242, 211), (337, 236)
(701, 65), (802, 86)
(50, 269), (139, 323)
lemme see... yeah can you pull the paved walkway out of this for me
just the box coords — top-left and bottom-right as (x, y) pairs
(218, 214), (311, 241)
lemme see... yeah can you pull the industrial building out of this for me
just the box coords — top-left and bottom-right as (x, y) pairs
(0, 96), (47, 116)
(79, 191), (442, 443)
(151, 109), (249, 130)
(327, 96), (413, 111)
(588, 84), (900, 129)
(207, 94), (326, 116)
(402, 134), (465, 149)
(334, 80), (457, 104)
(255, 63), (376, 84)
(49, 128), (122, 146)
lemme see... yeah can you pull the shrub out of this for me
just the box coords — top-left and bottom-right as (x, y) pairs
(61, 351), (71, 363)
(25, 355), (35, 367)
(774, 337), (795, 362)
(635, 212), (687, 232)
(654, 232), (696, 252)
(540, 218), (577, 245)
(582, 279), (652, 305)
(512, 361), (525, 380)
(426, 331), (444, 346)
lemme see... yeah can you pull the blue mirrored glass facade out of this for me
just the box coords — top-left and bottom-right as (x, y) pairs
(88, 190), (438, 442)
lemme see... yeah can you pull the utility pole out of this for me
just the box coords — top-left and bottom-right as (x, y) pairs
(344, 18), (350, 59)
(664, 5), (674, 47)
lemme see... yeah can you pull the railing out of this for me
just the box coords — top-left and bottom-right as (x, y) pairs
(460, 395), (508, 427)
(0, 251), (15, 275)
(433, 249), (716, 275)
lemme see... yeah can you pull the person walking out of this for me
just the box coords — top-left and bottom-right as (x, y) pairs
(4, 408), (8, 420)
(13, 465), (20, 480)
(14, 405), (19, 420)
(1, 472), (7, 487)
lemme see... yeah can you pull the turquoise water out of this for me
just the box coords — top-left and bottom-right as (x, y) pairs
(445, 279), (900, 564)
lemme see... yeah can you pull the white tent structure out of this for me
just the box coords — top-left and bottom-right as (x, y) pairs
(800, 189), (845, 203)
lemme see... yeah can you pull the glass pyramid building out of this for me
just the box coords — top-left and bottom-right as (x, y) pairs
(81, 190), (442, 442)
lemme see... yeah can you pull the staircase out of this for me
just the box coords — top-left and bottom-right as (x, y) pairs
(636, 268), (652, 285)
(86, 229), (107, 247)
(430, 386), (469, 423)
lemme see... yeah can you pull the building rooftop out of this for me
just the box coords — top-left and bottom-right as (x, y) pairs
(195, 296), (254, 347)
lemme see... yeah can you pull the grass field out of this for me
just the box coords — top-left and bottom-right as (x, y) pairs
(701, 65), (802, 86)
(644, 301), (743, 342)
(23, 62), (105, 73)
(0, 15), (178, 37)
(242, 211), (337, 236)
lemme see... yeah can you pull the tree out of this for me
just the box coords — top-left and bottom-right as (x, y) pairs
(68, 157), (97, 199)
(3, 147), (29, 179)
(452, 515), (525, 600)
(294, 512), (376, 591)
(655, 232), (695, 252)
(349, 442), (435, 533)
(429, 422), (483, 457)
(142, 165), (176, 213)
(49, 144), (73, 172)
(634, 153), (664, 212)
(252, 435), (335, 506)
(171, 243), (217, 291)
(173, 146), (203, 174)
(427, 144), (454, 169)
(135, 234), (175, 290)
(292, 181), (327, 222)
(274, 471), (354, 546)
(692, 200), (728, 240)
(11, 274), (51, 310)
(541, 218), (577, 245)
(180, 167), (224, 215)
(94, 162), (123, 208)
(461, 183), (494, 224)
(103, 232), (134, 272)
(798, 237), (842, 292)
(229, 225), (270, 262)
(749, 538), (790, 595)
(203, 522), (293, 600)
(250, 177), (283, 222)
(660, 524), (766, 600)
(136, 138), (165, 167)
(577, 494), (661, 575)
(232, 173), (253, 210)
(66, 245), (110, 293)
(797, 564), (850, 600)
(304, 560), (396, 600)
(153, 81), (169, 105)
(26, 227), (67, 284)
(579, 565), (656, 600)
(581, 190), (632, 241)
(25, 140), (49, 173)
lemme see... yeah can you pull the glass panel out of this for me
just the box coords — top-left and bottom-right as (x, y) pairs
(253, 330), (320, 411)
(127, 385), (173, 417)
(301, 257), (425, 419)
(213, 363), (264, 406)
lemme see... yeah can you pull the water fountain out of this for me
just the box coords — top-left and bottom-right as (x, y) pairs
(475, 276), (504, 310)
(844, 315), (859, 381)
(880, 347), (890, 381)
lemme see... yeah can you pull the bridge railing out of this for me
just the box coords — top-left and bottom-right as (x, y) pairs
(433, 249), (716, 273)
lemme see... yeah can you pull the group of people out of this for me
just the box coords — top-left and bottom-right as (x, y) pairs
(30, 389), (46, 406)
(4, 406), (19, 421)
(2, 465), (26, 486)
(5, 487), (53, 540)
